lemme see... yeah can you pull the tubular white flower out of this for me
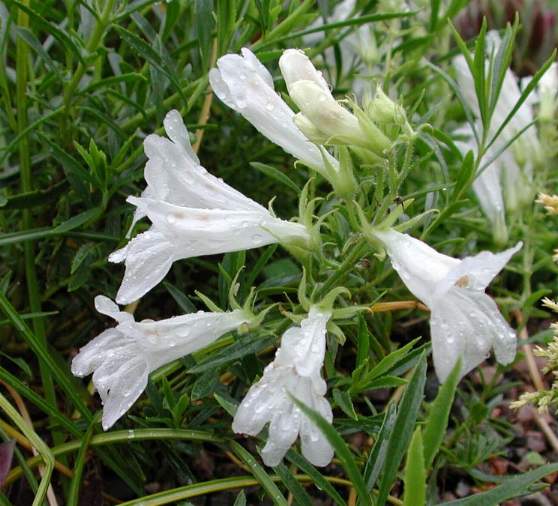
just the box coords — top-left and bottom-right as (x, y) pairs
(109, 110), (311, 304)
(279, 49), (391, 152)
(374, 229), (521, 382)
(209, 48), (338, 172)
(453, 31), (545, 228)
(453, 32), (541, 181)
(233, 307), (334, 467)
(454, 125), (508, 244)
(71, 296), (250, 430)
(538, 62), (558, 121)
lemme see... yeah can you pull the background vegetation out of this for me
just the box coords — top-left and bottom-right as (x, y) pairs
(1, 0), (558, 504)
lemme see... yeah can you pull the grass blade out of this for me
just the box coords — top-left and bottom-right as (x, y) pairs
(403, 428), (425, 506)
(230, 441), (288, 506)
(422, 359), (461, 469)
(376, 352), (427, 506)
(290, 396), (372, 506)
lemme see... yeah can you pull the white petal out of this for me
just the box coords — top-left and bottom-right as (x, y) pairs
(163, 109), (200, 165)
(299, 394), (334, 467)
(233, 382), (276, 436)
(131, 197), (308, 256)
(261, 409), (301, 467)
(240, 48), (274, 89)
(430, 290), (516, 382)
(71, 329), (122, 377)
(472, 157), (506, 231)
(144, 122), (262, 213)
(434, 242), (522, 296)
(539, 62), (558, 97)
(138, 310), (250, 368)
(100, 358), (149, 430)
(454, 125), (507, 237)
(210, 51), (337, 171)
(94, 295), (120, 319)
(277, 307), (330, 378)
(110, 230), (175, 304)
(74, 307), (248, 429)
(279, 49), (331, 95)
(374, 229), (459, 305)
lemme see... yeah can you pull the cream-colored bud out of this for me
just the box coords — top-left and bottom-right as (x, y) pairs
(289, 80), (369, 147)
(279, 49), (330, 95)
(368, 87), (406, 126)
(293, 113), (329, 144)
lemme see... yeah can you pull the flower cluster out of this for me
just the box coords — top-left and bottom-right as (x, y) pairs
(511, 298), (558, 412)
(453, 31), (557, 244)
(72, 46), (521, 467)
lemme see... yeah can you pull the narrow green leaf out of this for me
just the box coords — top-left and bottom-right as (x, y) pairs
(365, 337), (421, 381)
(163, 282), (197, 314)
(429, 0), (441, 31)
(53, 207), (102, 233)
(67, 422), (95, 506)
(0, 293), (91, 421)
(439, 464), (558, 505)
(422, 359), (461, 468)
(376, 352), (427, 506)
(364, 403), (397, 492)
(250, 162), (301, 193)
(333, 388), (357, 420)
(488, 23), (516, 122)
(286, 450), (347, 506)
(11, 1), (84, 63)
(290, 396), (372, 506)
(485, 49), (557, 152)
(403, 428), (426, 506)
(114, 26), (187, 103)
(15, 26), (57, 72)
(213, 393), (238, 417)
(233, 490), (247, 506)
(188, 333), (276, 373)
(355, 314), (370, 367)
(356, 375), (407, 392)
(196, 0), (215, 68)
(472, 20), (488, 129)
(217, 0), (236, 55)
(273, 462), (314, 506)
(229, 441), (288, 506)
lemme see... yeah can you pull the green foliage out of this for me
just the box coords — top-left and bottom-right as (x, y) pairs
(403, 428), (426, 506)
(1, 0), (557, 504)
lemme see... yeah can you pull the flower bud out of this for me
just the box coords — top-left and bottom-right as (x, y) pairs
(279, 48), (330, 95)
(289, 80), (369, 147)
(293, 113), (329, 145)
(368, 87), (406, 127)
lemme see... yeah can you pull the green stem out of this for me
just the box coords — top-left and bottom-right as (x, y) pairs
(6, 429), (223, 483)
(63, 0), (116, 113)
(315, 239), (369, 299)
(67, 423), (95, 506)
(15, 0), (58, 441)
(0, 392), (54, 506)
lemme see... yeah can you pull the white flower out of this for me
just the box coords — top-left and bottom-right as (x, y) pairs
(279, 49), (395, 152)
(72, 295), (250, 430)
(233, 307), (334, 467)
(453, 32), (543, 226)
(209, 48), (338, 172)
(536, 62), (558, 121)
(454, 124), (508, 244)
(303, 0), (357, 48)
(373, 229), (521, 382)
(109, 110), (311, 304)
(453, 32), (540, 182)
(279, 49), (390, 153)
